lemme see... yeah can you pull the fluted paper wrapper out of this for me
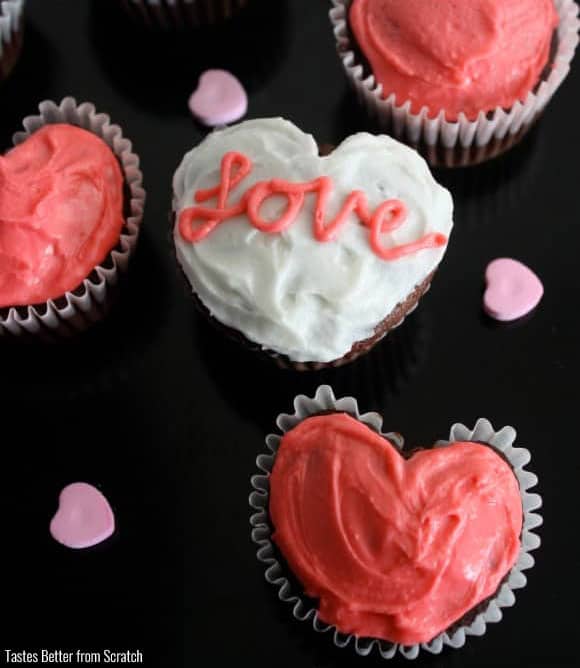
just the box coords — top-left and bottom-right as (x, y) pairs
(0, 97), (145, 337)
(330, 0), (580, 167)
(249, 385), (542, 660)
(0, 0), (25, 80)
(121, 0), (249, 29)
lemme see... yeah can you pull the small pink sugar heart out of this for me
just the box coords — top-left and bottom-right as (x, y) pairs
(484, 258), (544, 322)
(50, 483), (115, 550)
(188, 69), (248, 127)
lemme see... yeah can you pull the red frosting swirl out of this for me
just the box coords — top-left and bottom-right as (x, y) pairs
(270, 413), (523, 645)
(0, 124), (124, 308)
(349, 0), (558, 121)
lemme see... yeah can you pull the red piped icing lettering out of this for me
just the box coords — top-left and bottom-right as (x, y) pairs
(178, 151), (447, 260)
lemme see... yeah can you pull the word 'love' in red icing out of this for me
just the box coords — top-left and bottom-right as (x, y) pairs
(178, 152), (447, 260)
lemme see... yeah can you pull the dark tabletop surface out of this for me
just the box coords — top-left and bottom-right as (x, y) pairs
(2, 1), (579, 667)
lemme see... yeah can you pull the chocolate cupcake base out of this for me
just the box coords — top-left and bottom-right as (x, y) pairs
(407, 119), (540, 169)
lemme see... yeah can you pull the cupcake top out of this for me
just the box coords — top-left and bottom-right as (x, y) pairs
(269, 413), (523, 645)
(349, 0), (559, 121)
(173, 118), (453, 363)
(0, 124), (124, 308)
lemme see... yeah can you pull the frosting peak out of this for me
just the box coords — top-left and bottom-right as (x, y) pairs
(270, 413), (523, 644)
(350, 0), (559, 120)
(0, 124), (124, 308)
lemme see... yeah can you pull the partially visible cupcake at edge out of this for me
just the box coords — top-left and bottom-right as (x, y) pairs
(120, 0), (250, 29)
(0, 0), (25, 81)
(0, 98), (144, 337)
(330, 0), (580, 166)
(172, 118), (453, 370)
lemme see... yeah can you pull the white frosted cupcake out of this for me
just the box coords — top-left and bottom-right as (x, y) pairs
(172, 118), (453, 369)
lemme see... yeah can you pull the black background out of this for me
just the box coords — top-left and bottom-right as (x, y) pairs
(1, 1), (578, 666)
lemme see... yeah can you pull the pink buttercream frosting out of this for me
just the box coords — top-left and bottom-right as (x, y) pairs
(0, 124), (124, 308)
(349, 0), (559, 120)
(270, 413), (523, 645)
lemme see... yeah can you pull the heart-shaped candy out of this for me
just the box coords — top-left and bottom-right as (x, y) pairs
(0, 123), (124, 308)
(269, 413), (523, 645)
(484, 258), (544, 322)
(173, 119), (453, 363)
(188, 69), (248, 127)
(50, 483), (115, 550)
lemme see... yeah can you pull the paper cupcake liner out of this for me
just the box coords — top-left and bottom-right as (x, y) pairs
(249, 385), (542, 660)
(0, 97), (146, 338)
(0, 0), (25, 80)
(121, 0), (249, 29)
(330, 0), (579, 166)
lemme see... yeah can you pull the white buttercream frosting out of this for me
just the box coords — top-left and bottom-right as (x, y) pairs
(173, 118), (453, 363)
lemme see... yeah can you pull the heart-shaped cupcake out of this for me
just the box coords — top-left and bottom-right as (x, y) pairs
(173, 118), (453, 367)
(0, 97), (145, 338)
(270, 413), (522, 646)
(250, 387), (541, 659)
(330, 0), (578, 168)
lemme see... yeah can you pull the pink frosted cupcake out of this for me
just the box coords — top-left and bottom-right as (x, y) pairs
(0, 98), (145, 338)
(250, 386), (543, 659)
(331, 0), (579, 166)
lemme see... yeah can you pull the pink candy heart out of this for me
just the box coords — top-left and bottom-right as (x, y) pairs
(50, 483), (115, 549)
(188, 69), (248, 127)
(484, 258), (544, 322)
